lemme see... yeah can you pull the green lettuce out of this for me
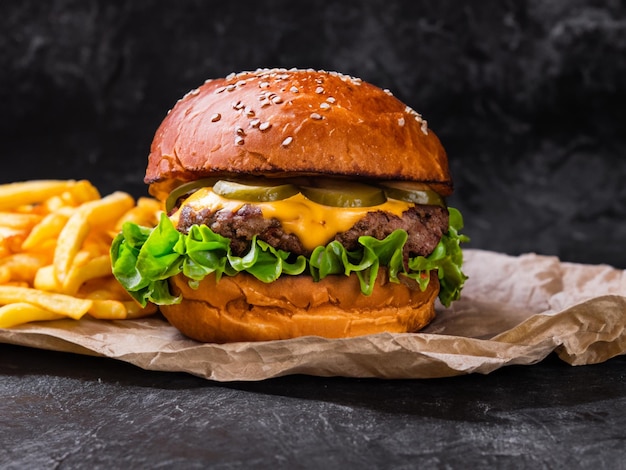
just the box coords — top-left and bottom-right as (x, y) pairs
(111, 208), (468, 308)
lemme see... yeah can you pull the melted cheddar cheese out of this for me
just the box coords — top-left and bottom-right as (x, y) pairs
(170, 188), (414, 251)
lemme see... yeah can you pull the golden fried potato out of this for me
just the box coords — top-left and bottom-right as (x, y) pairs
(0, 179), (161, 327)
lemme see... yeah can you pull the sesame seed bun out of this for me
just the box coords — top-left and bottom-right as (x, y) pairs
(145, 68), (452, 200)
(141, 68), (456, 343)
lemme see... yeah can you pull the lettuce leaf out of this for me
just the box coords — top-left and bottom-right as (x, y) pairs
(406, 207), (469, 306)
(111, 208), (468, 308)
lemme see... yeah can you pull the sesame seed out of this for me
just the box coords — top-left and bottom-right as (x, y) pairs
(215, 86), (226, 94)
(259, 122), (271, 131)
(236, 127), (245, 135)
(421, 120), (429, 135)
(315, 86), (324, 94)
(250, 119), (261, 128)
(282, 136), (293, 147)
(326, 97), (336, 103)
(310, 112), (323, 120)
(226, 84), (236, 92)
(290, 86), (299, 93)
(259, 81), (270, 88)
(398, 117), (405, 127)
(245, 106), (255, 116)
(232, 101), (244, 110)
(319, 102), (330, 110)
(235, 136), (245, 145)
(271, 95), (283, 104)
(210, 113), (221, 122)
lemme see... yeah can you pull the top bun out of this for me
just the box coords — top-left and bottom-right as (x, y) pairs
(145, 68), (452, 199)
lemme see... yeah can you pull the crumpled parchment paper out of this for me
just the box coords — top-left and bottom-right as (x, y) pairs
(1, 249), (624, 381)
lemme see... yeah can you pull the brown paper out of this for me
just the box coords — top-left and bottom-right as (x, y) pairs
(1, 249), (624, 381)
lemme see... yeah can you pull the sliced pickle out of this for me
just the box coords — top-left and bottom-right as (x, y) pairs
(165, 178), (219, 213)
(380, 181), (444, 207)
(300, 180), (387, 207)
(212, 180), (299, 202)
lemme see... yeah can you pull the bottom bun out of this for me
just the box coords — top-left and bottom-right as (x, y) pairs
(160, 270), (439, 343)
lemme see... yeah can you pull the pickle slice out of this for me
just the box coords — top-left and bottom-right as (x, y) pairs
(165, 178), (219, 213)
(300, 180), (387, 207)
(380, 181), (444, 207)
(212, 180), (299, 202)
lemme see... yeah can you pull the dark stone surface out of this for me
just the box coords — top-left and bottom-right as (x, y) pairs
(1, 343), (625, 469)
(2, 0), (626, 266)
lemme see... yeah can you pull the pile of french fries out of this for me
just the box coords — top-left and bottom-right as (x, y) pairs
(0, 179), (161, 328)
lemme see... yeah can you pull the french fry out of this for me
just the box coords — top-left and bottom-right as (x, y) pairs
(0, 227), (27, 254)
(62, 255), (112, 295)
(0, 303), (65, 328)
(0, 266), (10, 284)
(0, 212), (42, 230)
(62, 179), (101, 206)
(0, 179), (161, 327)
(21, 212), (69, 250)
(88, 299), (128, 320)
(114, 197), (162, 230)
(137, 197), (162, 213)
(33, 265), (59, 291)
(0, 180), (79, 211)
(79, 276), (134, 301)
(53, 192), (134, 283)
(0, 286), (92, 319)
(122, 300), (158, 319)
(42, 195), (75, 215)
(52, 211), (91, 284)
(0, 253), (49, 284)
(81, 191), (135, 226)
(84, 293), (157, 320)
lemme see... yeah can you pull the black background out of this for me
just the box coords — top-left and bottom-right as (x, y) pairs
(2, 0), (626, 266)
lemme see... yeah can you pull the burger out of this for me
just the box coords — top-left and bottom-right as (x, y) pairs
(111, 68), (468, 343)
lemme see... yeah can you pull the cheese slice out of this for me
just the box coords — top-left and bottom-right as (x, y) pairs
(170, 188), (414, 251)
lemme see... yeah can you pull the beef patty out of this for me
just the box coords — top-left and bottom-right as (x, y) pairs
(176, 204), (449, 258)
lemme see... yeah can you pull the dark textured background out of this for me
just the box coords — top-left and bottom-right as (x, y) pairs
(2, 0), (626, 266)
